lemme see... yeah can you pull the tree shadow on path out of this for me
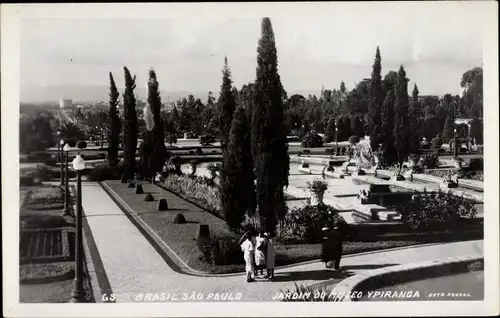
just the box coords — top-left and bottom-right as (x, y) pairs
(269, 263), (399, 283)
(340, 263), (399, 270)
(269, 269), (353, 283)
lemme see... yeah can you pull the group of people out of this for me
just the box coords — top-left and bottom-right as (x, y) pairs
(240, 231), (276, 283)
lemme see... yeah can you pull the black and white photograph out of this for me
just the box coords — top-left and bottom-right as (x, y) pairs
(2, 2), (498, 317)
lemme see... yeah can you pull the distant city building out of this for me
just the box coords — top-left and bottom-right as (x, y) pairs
(59, 98), (74, 109)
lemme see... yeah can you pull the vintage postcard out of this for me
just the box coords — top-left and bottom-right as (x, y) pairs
(2, 1), (498, 317)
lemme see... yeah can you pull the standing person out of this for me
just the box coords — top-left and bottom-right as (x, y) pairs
(264, 233), (276, 280)
(330, 221), (346, 270)
(322, 166), (326, 179)
(254, 232), (267, 277)
(321, 226), (334, 268)
(240, 233), (255, 283)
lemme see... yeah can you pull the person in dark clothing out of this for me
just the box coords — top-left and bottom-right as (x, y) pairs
(330, 224), (343, 270)
(321, 221), (347, 270)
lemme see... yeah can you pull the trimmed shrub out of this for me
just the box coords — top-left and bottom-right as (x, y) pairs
(199, 134), (216, 146)
(24, 151), (52, 163)
(348, 135), (360, 145)
(87, 165), (123, 182)
(76, 140), (87, 149)
(20, 176), (36, 186)
(157, 198), (169, 211)
(431, 136), (443, 149)
(277, 204), (345, 243)
(197, 235), (243, 265)
(144, 193), (154, 202)
(469, 158), (483, 171)
(34, 164), (53, 181)
(420, 152), (440, 169)
(173, 213), (186, 224)
(43, 156), (57, 166)
(135, 184), (144, 194)
(397, 190), (477, 231)
(301, 131), (324, 148)
(196, 224), (210, 240)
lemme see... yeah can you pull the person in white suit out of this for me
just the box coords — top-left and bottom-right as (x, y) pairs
(240, 234), (255, 283)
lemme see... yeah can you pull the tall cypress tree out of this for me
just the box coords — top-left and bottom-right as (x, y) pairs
(107, 72), (121, 167)
(369, 46), (384, 150)
(222, 106), (256, 231)
(351, 116), (364, 138)
(148, 69), (166, 176)
(393, 65), (410, 174)
(251, 17), (289, 234)
(380, 88), (397, 166)
(121, 67), (138, 181)
(217, 56), (237, 150)
(408, 83), (421, 153)
(217, 57), (237, 218)
(140, 69), (167, 179)
(324, 117), (336, 143)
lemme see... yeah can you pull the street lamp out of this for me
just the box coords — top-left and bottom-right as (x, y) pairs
(453, 128), (457, 158)
(70, 153), (86, 303)
(61, 143), (72, 216)
(100, 128), (105, 149)
(59, 139), (65, 186)
(335, 127), (339, 156)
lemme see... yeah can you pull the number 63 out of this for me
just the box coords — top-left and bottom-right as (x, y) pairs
(102, 293), (116, 302)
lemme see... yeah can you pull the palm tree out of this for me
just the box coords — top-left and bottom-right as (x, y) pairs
(58, 122), (85, 147)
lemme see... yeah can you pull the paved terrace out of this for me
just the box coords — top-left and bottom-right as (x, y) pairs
(80, 182), (483, 302)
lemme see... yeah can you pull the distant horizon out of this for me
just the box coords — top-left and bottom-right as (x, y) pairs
(20, 3), (485, 104)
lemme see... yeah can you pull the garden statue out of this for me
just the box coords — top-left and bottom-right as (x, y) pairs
(440, 172), (458, 189)
(357, 189), (370, 204)
(353, 139), (376, 174)
(453, 157), (464, 169)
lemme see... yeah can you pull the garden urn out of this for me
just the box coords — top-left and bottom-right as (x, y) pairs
(310, 190), (324, 205)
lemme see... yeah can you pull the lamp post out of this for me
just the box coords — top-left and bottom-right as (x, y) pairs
(453, 128), (457, 158)
(467, 123), (471, 153)
(100, 128), (104, 149)
(335, 127), (339, 156)
(70, 153), (86, 302)
(61, 143), (71, 216)
(57, 131), (61, 162)
(59, 139), (65, 186)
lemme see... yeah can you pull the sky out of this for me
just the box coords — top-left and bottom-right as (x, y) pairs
(19, 3), (485, 101)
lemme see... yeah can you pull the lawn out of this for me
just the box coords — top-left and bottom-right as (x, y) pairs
(19, 184), (95, 303)
(103, 180), (483, 274)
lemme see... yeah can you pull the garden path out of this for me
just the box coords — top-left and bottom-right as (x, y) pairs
(80, 182), (483, 302)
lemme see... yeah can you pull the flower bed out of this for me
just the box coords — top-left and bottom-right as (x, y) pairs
(23, 186), (64, 210)
(424, 169), (484, 182)
(20, 262), (74, 284)
(162, 174), (223, 219)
